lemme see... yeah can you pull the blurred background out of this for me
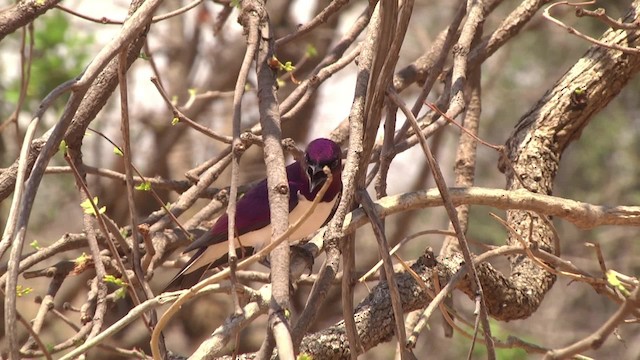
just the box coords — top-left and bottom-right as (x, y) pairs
(1, 0), (640, 358)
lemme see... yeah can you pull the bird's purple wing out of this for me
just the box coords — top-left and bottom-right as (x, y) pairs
(184, 162), (303, 252)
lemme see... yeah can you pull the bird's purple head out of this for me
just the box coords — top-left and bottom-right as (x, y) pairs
(304, 138), (342, 195)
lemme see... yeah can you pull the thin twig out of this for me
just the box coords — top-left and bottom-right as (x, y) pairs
(543, 1), (640, 54)
(358, 190), (408, 358)
(575, 6), (640, 30)
(225, 2), (261, 320)
(56, 0), (204, 25)
(151, 76), (233, 143)
(275, 0), (349, 47)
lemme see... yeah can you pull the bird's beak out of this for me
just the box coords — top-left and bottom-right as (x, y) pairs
(308, 164), (326, 194)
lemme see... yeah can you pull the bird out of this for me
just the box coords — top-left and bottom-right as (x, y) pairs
(165, 138), (342, 290)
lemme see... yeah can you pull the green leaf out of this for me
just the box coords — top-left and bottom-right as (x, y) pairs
(188, 88), (197, 97)
(135, 181), (151, 191)
(231, 0), (241, 8)
(80, 197), (106, 216)
(606, 270), (630, 296)
(103, 274), (126, 287)
(104, 275), (128, 299)
(16, 285), (33, 297)
(59, 140), (68, 155)
(305, 44), (318, 58)
(113, 147), (124, 156)
(297, 354), (313, 360)
(171, 117), (180, 126)
(75, 252), (89, 266)
(281, 61), (295, 72)
(29, 240), (41, 250)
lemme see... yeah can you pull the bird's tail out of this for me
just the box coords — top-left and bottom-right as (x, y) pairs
(162, 246), (255, 292)
(163, 247), (209, 292)
(163, 265), (209, 292)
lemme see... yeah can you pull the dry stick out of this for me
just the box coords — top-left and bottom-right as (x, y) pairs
(575, 5), (640, 30)
(56, 0), (204, 25)
(341, 229), (361, 360)
(441, 70), (481, 257)
(44, 165), (203, 194)
(439, 69), (482, 339)
(358, 190), (409, 358)
(393, 0), (467, 143)
(586, 242), (608, 277)
(373, 104), (397, 353)
(0, 233), (87, 287)
(276, 0), (349, 47)
(20, 272), (65, 355)
(337, 186), (640, 236)
(387, 88), (495, 358)
(543, 1), (640, 54)
(150, 76), (233, 143)
(226, 5), (260, 321)
(252, 2), (295, 357)
(117, 49), (164, 357)
(150, 170), (333, 360)
(13, 307), (54, 360)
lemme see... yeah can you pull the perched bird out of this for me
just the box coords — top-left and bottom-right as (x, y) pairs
(166, 138), (342, 290)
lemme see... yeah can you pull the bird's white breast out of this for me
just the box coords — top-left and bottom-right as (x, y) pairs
(184, 193), (337, 274)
